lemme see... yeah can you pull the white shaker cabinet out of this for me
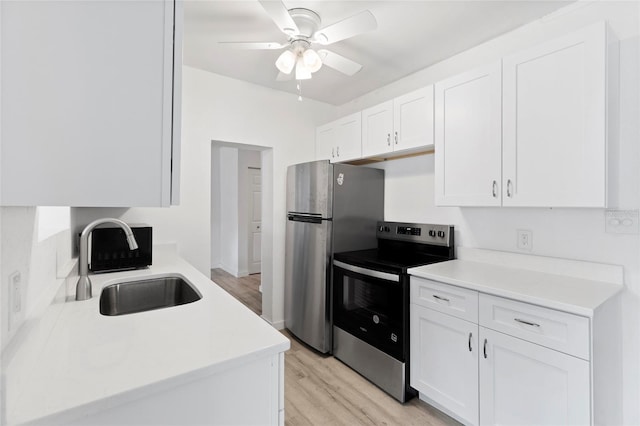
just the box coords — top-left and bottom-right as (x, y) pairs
(315, 112), (362, 163)
(435, 22), (614, 208)
(362, 87), (434, 158)
(434, 63), (502, 206)
(502, 22), (611, 207)
(479, 327), (590, 426)
(409, 272), (613, 426)
(410, 304), (479, 426)
(0, 0), (182, 207)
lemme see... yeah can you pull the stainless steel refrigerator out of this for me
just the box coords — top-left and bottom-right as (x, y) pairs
(284, 160), (384, 353)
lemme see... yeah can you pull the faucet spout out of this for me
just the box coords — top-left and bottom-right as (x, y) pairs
(76, 218), (139, 301)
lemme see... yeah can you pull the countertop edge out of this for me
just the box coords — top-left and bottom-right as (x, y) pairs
(408, 260), (624, 317)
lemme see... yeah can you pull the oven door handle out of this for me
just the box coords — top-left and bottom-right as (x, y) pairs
(333, 260), (400, 282)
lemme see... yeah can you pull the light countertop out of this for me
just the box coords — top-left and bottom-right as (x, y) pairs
(408, 249), (624, 317)
(4, 249), (290, 425)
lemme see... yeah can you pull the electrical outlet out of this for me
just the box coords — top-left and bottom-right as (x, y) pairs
(517, 230), (533, 251)
(10, 271), (22, 314)
(605, 210), (639, 234)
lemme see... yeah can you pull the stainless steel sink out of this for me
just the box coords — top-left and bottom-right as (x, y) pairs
(99, 276), (202, 316)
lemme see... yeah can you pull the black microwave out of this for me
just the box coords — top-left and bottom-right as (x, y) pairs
(89, 224), (152, 272)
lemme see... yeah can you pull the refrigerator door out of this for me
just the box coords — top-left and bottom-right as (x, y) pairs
(284, 215), (333, 353)
(286, 160), (333, 218)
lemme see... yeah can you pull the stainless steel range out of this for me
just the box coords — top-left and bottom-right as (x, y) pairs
(332, 221), (455, 402)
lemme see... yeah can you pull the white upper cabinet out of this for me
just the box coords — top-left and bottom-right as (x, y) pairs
(435, 63), (502, 206)
(361, 101), (394, 157)
(362, 86), (434, 158)
(315, 112), (362, 163)
(502, 22), (609, 207)
(0, 0), (182, 207)
(435, 22), (614, 208)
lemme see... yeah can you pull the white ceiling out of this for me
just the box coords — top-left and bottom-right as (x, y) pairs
(184, 1), (573, 105)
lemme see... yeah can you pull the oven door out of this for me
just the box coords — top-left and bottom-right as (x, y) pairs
(332, 260), (406, 361)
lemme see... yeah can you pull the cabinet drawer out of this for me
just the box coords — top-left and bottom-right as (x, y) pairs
(410, 277), (478, 322)
(479, 294), (590, 360)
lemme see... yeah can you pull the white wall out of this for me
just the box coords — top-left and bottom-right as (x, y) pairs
(74, 67), (335, 328)
(359, 2), (640, 423)
(219, 147), (239, 276)
(0, 207), (72, 351)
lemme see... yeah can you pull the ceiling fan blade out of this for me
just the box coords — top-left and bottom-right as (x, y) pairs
(313, 10), (377, 45)
(258, 0), (299, 35)
(276, 71), (294, 82)
(218, 41), (286, 50)
(318, 50), (362, 76)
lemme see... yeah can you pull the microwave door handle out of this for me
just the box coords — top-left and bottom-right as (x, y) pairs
(333, 260), (400, 282)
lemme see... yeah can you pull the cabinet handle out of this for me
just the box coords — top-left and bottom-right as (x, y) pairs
(337, 146), (340, 157)
(514, 318), (541, 328)
(387, 133), (391, 146)
(492, 180), (497, 198)
(468, 332), (472, 352)
(506, 179), (513, 198)
(483, 338), (488, 359)
(331, 148), (335, 158)
(432, 294), (450, 303)
(394, 131), (398, 145)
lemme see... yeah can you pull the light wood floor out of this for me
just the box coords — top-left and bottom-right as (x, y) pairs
(211, 268), (262, 315)
(210, 269), (459, 426)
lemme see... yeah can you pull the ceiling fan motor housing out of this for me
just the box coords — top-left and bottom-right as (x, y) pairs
(288, 8), (321, 40)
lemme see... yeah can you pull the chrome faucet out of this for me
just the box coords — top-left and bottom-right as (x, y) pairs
(76, 218), (138, 301)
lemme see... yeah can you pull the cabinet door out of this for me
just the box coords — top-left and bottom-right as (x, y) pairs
(410, 305), (479, 426)
(316, 123), (337, 161)
(393, 86), (434, 152)
(435, 63), (502, 206)
(361, 101), (393, 157)
(479, 327), (590, 426)
(502, 22), (608, 207)
(334, 112), (362, 162)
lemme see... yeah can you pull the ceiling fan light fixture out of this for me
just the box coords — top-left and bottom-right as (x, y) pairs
(303, 48), (322, 73)
(275, 49), (296, 74)
(295, 57), (312, 80)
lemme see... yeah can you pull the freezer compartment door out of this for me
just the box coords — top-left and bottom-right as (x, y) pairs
(284, 216), (332, 353)
(286, 160), (332, 218)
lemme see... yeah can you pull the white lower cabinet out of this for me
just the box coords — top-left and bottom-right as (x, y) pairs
(479, 327), (590, 426)
(410, 277), (593, 426)
(410, 305), (479, 426)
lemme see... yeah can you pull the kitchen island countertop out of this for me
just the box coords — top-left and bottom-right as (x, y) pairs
(3, 248), (289, 425)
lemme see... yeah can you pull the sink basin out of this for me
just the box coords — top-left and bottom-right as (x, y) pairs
(100, 275), (202, 316)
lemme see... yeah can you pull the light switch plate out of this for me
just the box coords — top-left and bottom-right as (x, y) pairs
(517, 229), (533, 251)
(605, 210), (639, 234)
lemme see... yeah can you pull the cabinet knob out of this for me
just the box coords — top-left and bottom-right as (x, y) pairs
(394, 131), (398, 144)
(387, 133), (391, 146)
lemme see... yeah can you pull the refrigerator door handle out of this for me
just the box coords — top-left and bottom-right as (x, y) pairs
(287, 213), (325, 224)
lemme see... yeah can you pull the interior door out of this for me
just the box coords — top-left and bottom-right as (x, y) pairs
(248, 168), (262, 275)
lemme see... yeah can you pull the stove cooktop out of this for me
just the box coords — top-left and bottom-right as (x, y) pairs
(333, 221), (455, 274)
(333, 248), (451, 275)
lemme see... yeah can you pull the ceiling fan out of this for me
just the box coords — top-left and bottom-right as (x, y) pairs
(220, 0), (377, 82)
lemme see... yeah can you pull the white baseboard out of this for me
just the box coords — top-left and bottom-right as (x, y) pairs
(263, 317), (285, 330)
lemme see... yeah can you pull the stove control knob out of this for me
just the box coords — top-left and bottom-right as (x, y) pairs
(378, 225), (384, 232)
(437, 231), (446, 238)
(428, 229), (436, 237)
(384, 226), (390, 232)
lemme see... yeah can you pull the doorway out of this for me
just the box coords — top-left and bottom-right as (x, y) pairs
(210, 143), (269, 316)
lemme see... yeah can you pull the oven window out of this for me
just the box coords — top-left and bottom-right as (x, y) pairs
(341, 276), (402, 324)
(333, 265), (406, 361)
